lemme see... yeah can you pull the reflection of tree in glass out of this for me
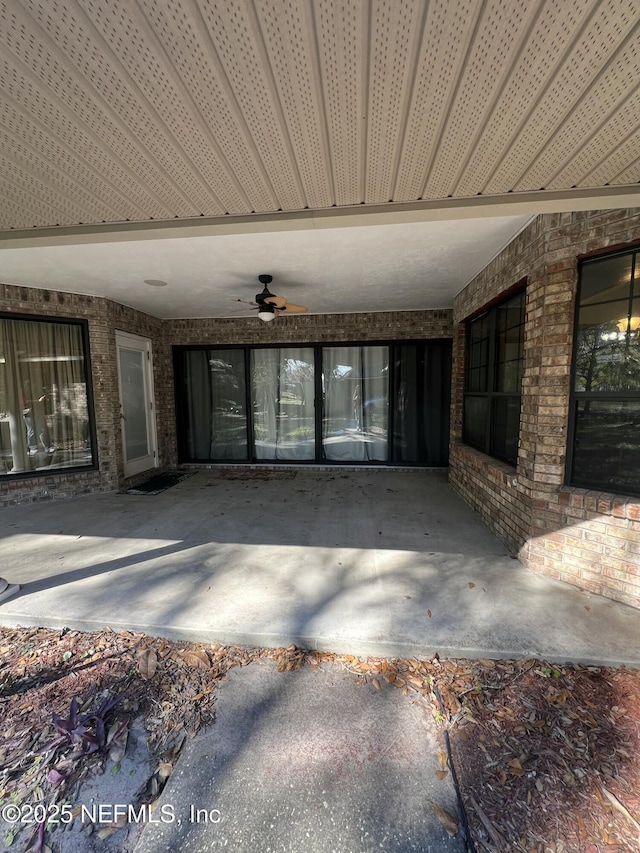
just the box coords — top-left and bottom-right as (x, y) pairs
(281, 358), (314, 407)
(207, 356), (246, 447)
(575, 326), (640, 393)
(252, 350), (315, 450)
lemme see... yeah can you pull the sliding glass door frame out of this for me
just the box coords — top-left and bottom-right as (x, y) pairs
(173, 339), (450, 467)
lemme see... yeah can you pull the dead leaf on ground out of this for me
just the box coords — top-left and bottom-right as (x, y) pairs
(136, 649), (157, 680)
(107, 721), (129, 764)
(507, 757), (525, 776)
(157, 761), (173, 780)
(181, 649), (211, 670)
(431, 801), (459, 836)
(96, 812), (128, 838)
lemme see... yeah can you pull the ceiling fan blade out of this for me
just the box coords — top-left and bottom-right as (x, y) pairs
(263, 295), (287, 308)
(279, 303), (308, 314)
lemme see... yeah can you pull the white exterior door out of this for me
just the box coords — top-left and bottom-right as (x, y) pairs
(116, 332), (157, 478)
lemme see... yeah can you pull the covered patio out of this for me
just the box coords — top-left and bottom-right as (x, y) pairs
(2, 0), (640, 613)
(1, 469), (639, 666)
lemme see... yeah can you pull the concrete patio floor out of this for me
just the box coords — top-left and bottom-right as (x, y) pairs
(1, 468), (639, 666)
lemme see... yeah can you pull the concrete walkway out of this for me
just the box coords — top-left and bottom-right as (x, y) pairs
(133, 659), (467, 853)
(1, 469), (639, 666)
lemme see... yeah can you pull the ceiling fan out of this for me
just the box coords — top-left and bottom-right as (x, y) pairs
(236, 274), (308, 322)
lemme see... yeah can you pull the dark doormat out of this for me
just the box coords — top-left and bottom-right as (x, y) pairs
(119, 471), (194, 495)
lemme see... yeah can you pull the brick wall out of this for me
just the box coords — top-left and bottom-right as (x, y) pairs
(451, 209), (640, 609)
(166, 309), (452, 346)
(5, 211), (639, 610)
(1, 290), (451, 502)
(0, 284), (163, 505)
(161, 309), (452, 467)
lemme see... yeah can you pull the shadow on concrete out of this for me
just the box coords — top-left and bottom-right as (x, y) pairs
(1, 471), (637, 850)
(1, 470), (639, 666)
(0, 469), (506, 554)
(132, 660), (468, 853)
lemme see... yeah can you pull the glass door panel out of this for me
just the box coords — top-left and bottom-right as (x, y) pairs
(251, 348), (315, 460)
(322, 346), (389, 461)
(116, 332), (157, 478)
(120, 348), (149, 460)
(393, 341), (451, 465)
(183, 349), (248, 461)
(174, 342), (452, 468)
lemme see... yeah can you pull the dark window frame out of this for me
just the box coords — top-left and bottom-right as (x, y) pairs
(566, 246), (640, 497)
(462, 289), (526, 466)
(173, 339), (452, 467)
(0, 312), (98, 480)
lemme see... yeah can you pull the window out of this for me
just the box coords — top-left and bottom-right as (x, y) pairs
(463, 290), (525, 465)
(322, 345), (388, 462)
(0, 315), (95, 478)
(174, 340), (451, 466)
(568, 248), (640, 496)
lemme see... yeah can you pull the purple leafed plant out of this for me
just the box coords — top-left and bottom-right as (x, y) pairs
(31, 694), (127, 853)
(43, 693), (123, 757)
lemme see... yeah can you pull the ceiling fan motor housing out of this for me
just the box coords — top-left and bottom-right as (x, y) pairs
(250, 274), (306, 316)
(256, 273), (275, 303)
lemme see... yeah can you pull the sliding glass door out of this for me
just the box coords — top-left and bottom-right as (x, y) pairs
(252, 348), (315, 460)
(322, 346), (389, 461)
(181, 349), (248, 461)
(392, 340), (451, 465)
(174, 340), (451, 466)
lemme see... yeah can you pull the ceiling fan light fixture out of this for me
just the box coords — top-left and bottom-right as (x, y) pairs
(258, 304), (276, 322)
(241, 273), (306, 320)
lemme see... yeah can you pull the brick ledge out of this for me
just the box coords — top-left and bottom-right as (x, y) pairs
(557, 485), (640, 522)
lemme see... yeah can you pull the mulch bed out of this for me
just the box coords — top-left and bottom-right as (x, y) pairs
(436, 658), (640, 851)
(1, 627), (639, 851)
